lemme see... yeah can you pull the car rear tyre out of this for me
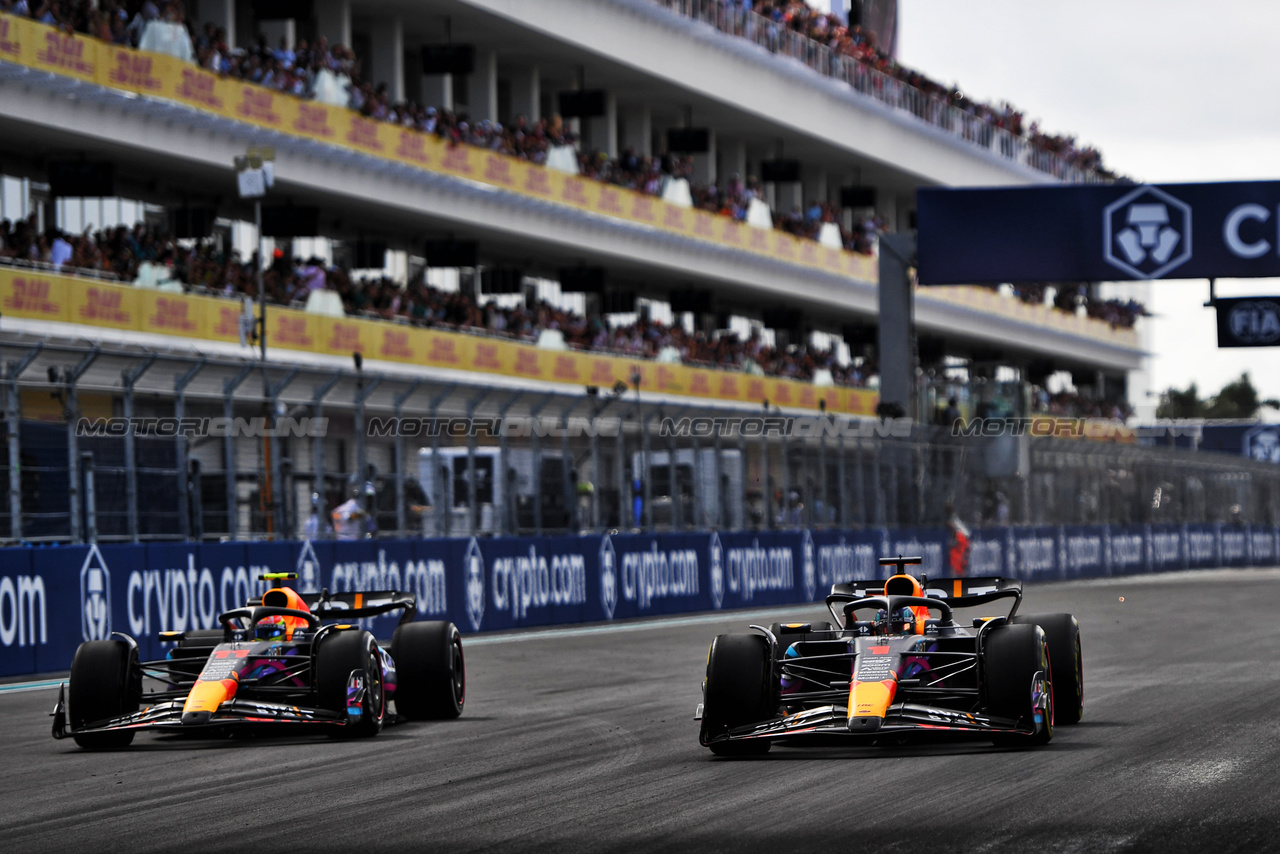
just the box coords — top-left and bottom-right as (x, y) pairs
(1010, 612), (1083, 724)
(69, 639), (141, 749)
(984, 624), (1053, 747)
(391, 621), (465, 720)
(317, 630), (385, 737)
(701, 633), (774, 756)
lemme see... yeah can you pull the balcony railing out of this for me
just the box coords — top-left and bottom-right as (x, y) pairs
(655, 0), (1108, 185)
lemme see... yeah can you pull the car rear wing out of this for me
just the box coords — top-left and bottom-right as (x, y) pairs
(828, 576), (1022, 613)
(306, 590), (418, 625)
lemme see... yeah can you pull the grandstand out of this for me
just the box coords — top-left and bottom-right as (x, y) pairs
(0, 0), (1167, 542)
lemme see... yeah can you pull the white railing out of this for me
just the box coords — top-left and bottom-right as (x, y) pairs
(655, 0), (1107, 185)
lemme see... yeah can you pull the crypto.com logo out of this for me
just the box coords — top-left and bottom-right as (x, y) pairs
(1103, 185), (1192, 279)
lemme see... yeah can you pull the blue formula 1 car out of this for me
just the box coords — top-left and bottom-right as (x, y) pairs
(697, 557), (1083, 755)
(53, 573), (465, 748)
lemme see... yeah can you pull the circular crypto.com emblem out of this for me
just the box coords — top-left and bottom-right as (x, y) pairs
(464, 537), (485, 631)
(1103, 185), (1193, 279)
(709, 532), (724, 609)
(1244, 425), (1280, 464)
(79, 544), (112, 641)
(802, 530), (816, 601)
(1228, 300), (1280, 346)
(598, 534), (618, 620)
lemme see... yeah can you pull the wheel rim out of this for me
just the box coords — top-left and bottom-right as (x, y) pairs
(451, 638), (465, 707)
(367, 641), (385, 721)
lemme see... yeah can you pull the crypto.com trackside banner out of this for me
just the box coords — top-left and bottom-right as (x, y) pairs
(1, 522), (1277, 676)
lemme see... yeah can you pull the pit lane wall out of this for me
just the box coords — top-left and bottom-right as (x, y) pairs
(1, 522), (1276, 676)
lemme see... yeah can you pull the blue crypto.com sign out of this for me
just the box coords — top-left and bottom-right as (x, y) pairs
(917, 181), (1280, 284)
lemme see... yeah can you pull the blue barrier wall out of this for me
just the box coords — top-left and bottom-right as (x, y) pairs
(1, 523), (1277, 677)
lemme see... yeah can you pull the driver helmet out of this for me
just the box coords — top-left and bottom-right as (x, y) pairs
(872, 606), (919, 636)
(255, 615), (289, 641)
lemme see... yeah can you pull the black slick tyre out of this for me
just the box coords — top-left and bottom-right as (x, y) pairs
(69, 640), (141, 749)
(391, 621), (465, 720)
(984, 623), (1053, 747)
(317, 630), (385, 737)
(701, 633), (774, 756)
(1010, 612), (1083, 724)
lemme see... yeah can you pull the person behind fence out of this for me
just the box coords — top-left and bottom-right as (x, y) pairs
(332, 482), (374, 539)
(303, 492), (330, 539)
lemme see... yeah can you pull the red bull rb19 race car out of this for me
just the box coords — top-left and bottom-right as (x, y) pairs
(52, 573), (465, 748)
(697, 557), (1083, 755)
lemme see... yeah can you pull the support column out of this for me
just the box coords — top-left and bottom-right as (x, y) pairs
(470, 49), (498, 123)
(509, 66), (540, 122)
(803, 167), (828, 209)
(421, 73), (453, 111)
(723, 137), (747, 181)
(370, 17), (404, 102)
(197, 0), (235, 49)
(586, 91), (617, 158)
(877, 232), (917, 420)
(619, 103), (651, 157)
(313, 0), (351, 48)
(690, 127), (716, 186)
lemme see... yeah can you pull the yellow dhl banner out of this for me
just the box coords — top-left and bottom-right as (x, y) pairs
(0, 267), (879, 415)
(0, 13), (876, 282)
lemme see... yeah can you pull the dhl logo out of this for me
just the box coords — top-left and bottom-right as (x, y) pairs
(747, 379), (766, 401)
(379, 330), (414, 359)
(523, 168), (552, 196)
(553, 354), (579, 380)
(560, 179), (589, 207)
(692, 214), (716, 238)
(395, 131), (429, 165)
(597, 188), (623, 215)
(236, 88), (280, 124)
(440, 145), (472, 174)
(774, 238), (795, 259)
(663, 206), (686, 230)
(718, 375), (740, 396)
(590, 360), (614, 385)
(429, 337), (459, 363)
(721, 221), (742, 244)
(514, 350), (540, 376)
(346, 116), (383, 151)
(275, 316), (313, 346)
(177, 69), (223, 108)
(749, 229), (770, 251)
(630, 196), (655, 222)
(79, 288), (129, 323)
(0, 18), (20, 57)
(3, 278), (59, 314)
(483, 155), (514, 186)
(109, 51), (161, 91)
(473, 343), (501, 369)
(212, 307), (241, 336)
(800, 242), (819, 263)
(149, 297), (195, 331)
(689, 373), (712, 395)
(38, 32), (93, 74)
(773, 383), (793, 405)
(798, 387), (816, 407)
(328, 323), (363, 351)
(294, 103), (334, 137)
(655, 366), (676, 389)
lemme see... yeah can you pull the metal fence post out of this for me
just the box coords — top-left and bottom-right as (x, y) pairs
(222, 366), (254, 540)
(63, 348), (99, 543)
(173, 358), (206, 541)
(528, 394), (555, 536)
(353, 373), (381, 530)
(310, 374), (342, 539)
(392, 380), (423, 538)
(427, 384), (456, 537)
(6, 345), (42, 542)
(496, 391), (523, 536)
(466, 389), (492, 535)
(559, 399), (577, 533)
(266, 368), (299, 540)
(81, 451), (97, 543)
(121, 355), (156, 543)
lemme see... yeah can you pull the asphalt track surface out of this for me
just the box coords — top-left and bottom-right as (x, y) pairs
(4, 567), (1280, 853)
